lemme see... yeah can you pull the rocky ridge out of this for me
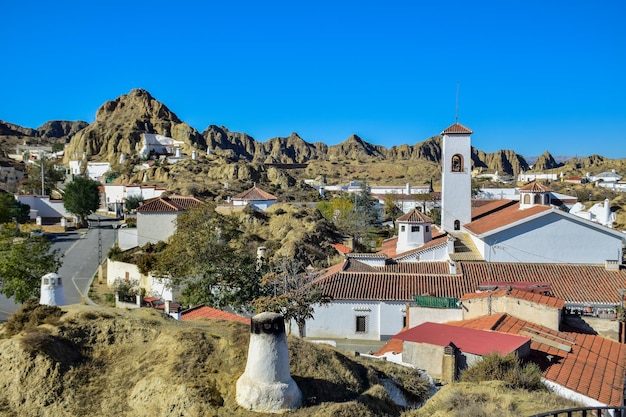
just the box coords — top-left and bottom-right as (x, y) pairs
(5, 89), (623, 182)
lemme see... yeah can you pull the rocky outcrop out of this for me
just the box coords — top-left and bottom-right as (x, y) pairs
(37, 121), (88, 140)
(63, 89), (205, 166)
(477, 149), (530, 176)
(327, 134), (386, 160)
(532, 151), (561, 171)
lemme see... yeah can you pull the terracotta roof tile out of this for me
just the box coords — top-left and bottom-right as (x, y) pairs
(397, 209), (433, 223)
(461, 288), (566, 309)
(441, 122), (473, 135)
(181, 305), (250, 324)
(464, 203), (550, 235)
(232, 186), (277, 201)
(519, 182), (552, 192)
(330, 243), (353, 255)
(316, 260), (626, 305)
(471, 199), (517, 221)
(136, 195), (203, 213)
(450, 314), (626, 405)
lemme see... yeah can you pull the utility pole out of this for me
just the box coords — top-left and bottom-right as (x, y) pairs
(40, 154), (45, 196)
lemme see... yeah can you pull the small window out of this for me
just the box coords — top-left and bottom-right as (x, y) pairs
(402, 315), (407, 328)
(523, 194), (531, 204)
(43, 278), (49, 285)
(454, 220), (460, 230)
(425, 226), (430, 232)
(356, 315), (368, 333)
(400, 225), (405, 232)
(534, 194), (541, 204)
(411, 225), (420, 232)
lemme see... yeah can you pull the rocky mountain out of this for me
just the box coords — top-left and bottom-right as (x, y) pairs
(532, 151), (561, 171)
(3, 89), (615, 181)
(62, 89), (206, 165)
(0, 120), (88, 157)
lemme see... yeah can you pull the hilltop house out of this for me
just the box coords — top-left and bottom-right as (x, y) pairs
(102, 184), (167, 217)
(231, 186), (277, 211)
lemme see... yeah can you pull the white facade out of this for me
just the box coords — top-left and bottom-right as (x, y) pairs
(16, 195), (74, 221)
(517, 172), (559, 182)
(441, 127), (472, 233)
(304, 300), (407, 341)
(137, 212), (178, 246)
(468, 210), (624, 264)
(139, 134), (184, 159)
(396, 219), (432, 254)
(107, 259), (179, 301)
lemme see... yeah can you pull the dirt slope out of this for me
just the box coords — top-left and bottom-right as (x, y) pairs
(0, 303), (427, 417)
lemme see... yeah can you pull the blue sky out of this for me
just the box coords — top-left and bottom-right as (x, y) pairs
(2, 1), (625, 159)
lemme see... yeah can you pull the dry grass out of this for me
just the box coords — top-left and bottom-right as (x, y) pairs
(0, 304), (431, 417)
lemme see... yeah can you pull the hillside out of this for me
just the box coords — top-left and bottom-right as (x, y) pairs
(0, 301), (430, 417)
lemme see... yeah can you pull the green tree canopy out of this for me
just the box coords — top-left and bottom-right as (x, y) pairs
(124, 195), (144, 213)
(0, 193), (30, 224)
(63, 176), (101, 226)
(0, 226), (62, 303)
(154, 203), (265, 312)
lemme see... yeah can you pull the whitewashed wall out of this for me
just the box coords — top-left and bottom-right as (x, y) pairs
(137, 212), (177, 246)
(305, 300), (407, 341)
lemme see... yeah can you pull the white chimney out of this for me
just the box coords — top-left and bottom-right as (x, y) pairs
(236, 312), (302, 413)
(39, 273), (65, 306)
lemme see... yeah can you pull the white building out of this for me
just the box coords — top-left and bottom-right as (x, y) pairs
(231, 186), (277, 211)
(135, 195), (203, 247)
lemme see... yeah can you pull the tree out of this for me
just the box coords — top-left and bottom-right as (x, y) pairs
(253, 256), (331, 337)
(154, 204), (265, 312)
(0, 193), (30, 224)
(382, 192), (402, 221)
(63, 176), (101, 226)
(0, 225), (62, 303)
(124, 195), (144, 213)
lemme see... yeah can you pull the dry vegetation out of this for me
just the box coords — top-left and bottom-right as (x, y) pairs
(0, 301), (590, 417)
(0, 302), (431, 417)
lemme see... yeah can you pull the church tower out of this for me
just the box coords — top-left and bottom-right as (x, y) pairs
(441, 123), (473, 233)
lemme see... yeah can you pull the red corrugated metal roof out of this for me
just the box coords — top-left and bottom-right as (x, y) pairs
(395, 322), (530, 356)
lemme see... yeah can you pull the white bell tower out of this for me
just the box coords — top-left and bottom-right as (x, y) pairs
(441, 123), (472, 233)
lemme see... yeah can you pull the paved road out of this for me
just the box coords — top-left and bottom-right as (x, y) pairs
(0, 215), (117, 320)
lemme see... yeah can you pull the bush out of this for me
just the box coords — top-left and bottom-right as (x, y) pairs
(460, 353), (544, 391)
(4, 298), (64, 336)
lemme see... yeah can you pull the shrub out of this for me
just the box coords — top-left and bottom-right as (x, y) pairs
(460, 353), (544, 391)
(4, 298), (64, 336)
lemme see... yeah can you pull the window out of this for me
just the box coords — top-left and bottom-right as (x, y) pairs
(356, 315), (368, 333)
(454, 220), (460, 230)
(400, 225), (405, 232)
(411, 225), (420, 232)
(544, 194), (550, 205)
(402, 315), (407, 328)
(451, 154), (463, 172)
(523, 194), (531, 204)
(425, 225), (430, 232)
(534, 194), (541, 204)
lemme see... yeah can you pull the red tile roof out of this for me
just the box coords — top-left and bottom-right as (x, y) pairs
(451, 314), (626, 406)
(461, 288), (566, 309)
(181, 305), (250, 324)
(458, 262), (625, 305)
(136, 195), (203, 213)
(316, 260), (626, 305)
(395, 322), (530, 356)
(232, 186), (277, 201)
(330, 243), (353, 255)
(519, 182), (552, 192)
(441, 122), (473, 135)
(464, 203), (550, 235)
(471, 199), (517, 221)
(397, 209), (433, 223)
(377, 228), (447, 259)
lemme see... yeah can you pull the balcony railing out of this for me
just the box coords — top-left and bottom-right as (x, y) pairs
(530, 406), (626, 417)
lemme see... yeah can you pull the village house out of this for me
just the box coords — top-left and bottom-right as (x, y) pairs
(101, 184), (167, 217)
(230, 185), (277, 211)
